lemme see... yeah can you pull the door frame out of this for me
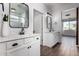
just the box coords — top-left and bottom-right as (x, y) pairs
(33, 9), (43, 45)
(76, 8), (78, 45)
(61, 8), (78, 45)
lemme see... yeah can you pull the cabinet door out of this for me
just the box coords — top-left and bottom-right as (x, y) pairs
(0, 43), (6, 56)
(29, 40), (40, 56)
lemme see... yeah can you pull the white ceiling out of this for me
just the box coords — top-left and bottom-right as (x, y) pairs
(44, 3), (79, 13)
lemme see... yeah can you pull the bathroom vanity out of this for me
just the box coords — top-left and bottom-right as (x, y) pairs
(0, 34), (40, 56)
(0, 3), (41, 56)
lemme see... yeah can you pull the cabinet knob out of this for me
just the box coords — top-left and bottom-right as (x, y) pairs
(36, 38), (39, 40)
(27, 46), (30, 49)
(29, 46), (31, 48)
(27, 46), (31, 49)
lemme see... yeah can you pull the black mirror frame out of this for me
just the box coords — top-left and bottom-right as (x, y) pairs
(0, 3), (4, 12)
(9, 3), (29, 28)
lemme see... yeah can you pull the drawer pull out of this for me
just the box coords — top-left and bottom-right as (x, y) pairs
(12, 43), (18, 46)
(27, 46), (31, 49)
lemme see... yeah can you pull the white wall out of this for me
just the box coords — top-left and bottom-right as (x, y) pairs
(43, 7), (62, 47)
(33, 10), (42, 33)
(52, 10), (62, 42)
(0, 3), (47, 37)
(62, 8), (76, 20)
(0, 3), (61, 47)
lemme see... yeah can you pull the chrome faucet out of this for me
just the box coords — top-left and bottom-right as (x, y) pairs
(19, 28), (25, 35)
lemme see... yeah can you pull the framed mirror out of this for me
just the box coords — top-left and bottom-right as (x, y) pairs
(46, 15), (52, 32)
(9, 3), (29, 28)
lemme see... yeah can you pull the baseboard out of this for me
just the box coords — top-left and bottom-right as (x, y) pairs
(62, 35), (76, 37)
(52, 42), (61, 48)
(76, 45), (79, 47)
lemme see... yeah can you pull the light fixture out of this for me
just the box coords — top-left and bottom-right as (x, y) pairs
(11, 8), (16, 12)
(65, 14), (70, 16)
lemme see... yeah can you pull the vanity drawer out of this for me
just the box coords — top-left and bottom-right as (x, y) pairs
(25, 36), (40, 44)
(6, 39), (25, 50)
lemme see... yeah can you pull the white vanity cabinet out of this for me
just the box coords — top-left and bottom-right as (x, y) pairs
(6, 39), (29, 56)
(43, 32), (60, 47)
(0, 35), (40, 56)
(0, 43), (6, 56)
(3, 35), (40, 56)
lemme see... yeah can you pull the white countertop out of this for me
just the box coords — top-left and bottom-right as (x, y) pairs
(0, 34), (40, 43)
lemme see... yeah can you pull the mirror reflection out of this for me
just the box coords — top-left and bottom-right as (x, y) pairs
(9, 3), (29, 28)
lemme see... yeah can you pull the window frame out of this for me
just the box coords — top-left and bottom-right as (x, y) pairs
(63, 20), (76, 31)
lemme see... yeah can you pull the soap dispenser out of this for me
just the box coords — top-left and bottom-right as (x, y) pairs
(2, 14), (9, 37)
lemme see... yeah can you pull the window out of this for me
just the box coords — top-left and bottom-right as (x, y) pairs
(70, 21), (76, 30)
(63, 21), (76, 31)
(63, 22), (69, 30)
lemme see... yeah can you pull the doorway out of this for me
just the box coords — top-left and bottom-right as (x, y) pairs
(33, 9), (43, 45)
(62, 8), (77, 45)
